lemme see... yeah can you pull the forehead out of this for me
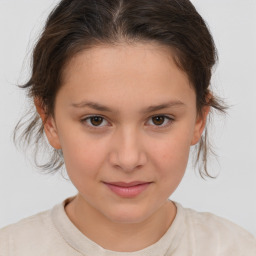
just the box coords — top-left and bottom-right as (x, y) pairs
(58, 43), (195, 110)
(63, 43), (184, 83)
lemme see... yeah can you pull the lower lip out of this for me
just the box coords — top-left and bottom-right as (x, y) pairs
(104, 183), (151, 198)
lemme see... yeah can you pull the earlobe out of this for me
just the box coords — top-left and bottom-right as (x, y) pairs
(34, 98), (61, 149)
(191, 105), (210, 145)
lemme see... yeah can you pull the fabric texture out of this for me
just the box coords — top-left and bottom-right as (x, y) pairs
(0, 196), (256, 256)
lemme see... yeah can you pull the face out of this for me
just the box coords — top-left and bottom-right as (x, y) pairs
(40, 43), (208, 224)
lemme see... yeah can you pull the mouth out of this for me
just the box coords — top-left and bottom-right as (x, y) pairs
(103, 181), (152, 198)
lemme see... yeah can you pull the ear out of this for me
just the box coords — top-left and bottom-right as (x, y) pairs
(34, 98), (61, 149)
(191, 105), (211, 146)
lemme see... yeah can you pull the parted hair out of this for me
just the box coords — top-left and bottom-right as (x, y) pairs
(14, 0), (227, 178)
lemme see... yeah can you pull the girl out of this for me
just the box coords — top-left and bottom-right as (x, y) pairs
(1, 0), (255, 255)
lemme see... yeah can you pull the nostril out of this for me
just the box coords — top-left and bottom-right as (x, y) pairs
(109, 154), (143, 172)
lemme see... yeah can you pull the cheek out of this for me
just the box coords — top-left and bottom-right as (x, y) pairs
(59, 131), (107, 182)
(150, 128), (192, 177)
(62, 137), (108, 199)
(152, 136), (191, 196)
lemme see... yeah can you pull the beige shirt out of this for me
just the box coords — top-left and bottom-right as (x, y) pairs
(0, 196), (256, 256)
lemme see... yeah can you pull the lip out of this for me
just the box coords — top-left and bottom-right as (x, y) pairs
(103, 181), (152, 198)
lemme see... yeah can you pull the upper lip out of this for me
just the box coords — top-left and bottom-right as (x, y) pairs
(103, 181), (151, 187)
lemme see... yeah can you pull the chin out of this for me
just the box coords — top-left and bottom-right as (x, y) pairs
(103, 204), (152, 224)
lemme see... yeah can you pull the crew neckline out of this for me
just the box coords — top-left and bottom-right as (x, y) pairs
(50, 196), (185, 256)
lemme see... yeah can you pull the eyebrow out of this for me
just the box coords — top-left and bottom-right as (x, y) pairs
(71, 100), (186, 113)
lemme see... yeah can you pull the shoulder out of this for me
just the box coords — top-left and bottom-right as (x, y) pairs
(177, 203), (256, 255)
(0, 208), (51, 234)
(0, 208), (59, 255)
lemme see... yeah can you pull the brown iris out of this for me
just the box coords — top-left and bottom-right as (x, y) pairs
(90, 116), (104, 126)
(152, 116), (165, 126)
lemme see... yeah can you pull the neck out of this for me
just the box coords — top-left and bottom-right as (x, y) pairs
(65, 195), (176, 252)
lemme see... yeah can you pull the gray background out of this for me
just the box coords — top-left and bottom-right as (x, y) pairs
(0, 0), (255, 236)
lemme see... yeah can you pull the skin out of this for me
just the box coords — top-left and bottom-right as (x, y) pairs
(36, 43), (210, 252)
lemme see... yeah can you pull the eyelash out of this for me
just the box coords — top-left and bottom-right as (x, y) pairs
(80, 115), (174, 130)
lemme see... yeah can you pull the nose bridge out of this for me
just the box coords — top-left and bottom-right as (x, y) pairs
(110, 125), (146, 171)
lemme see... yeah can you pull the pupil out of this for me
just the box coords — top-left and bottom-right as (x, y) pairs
(91, 116), (103, 126)
(153, 116), (164, 125)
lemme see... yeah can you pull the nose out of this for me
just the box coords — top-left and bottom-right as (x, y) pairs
(109, 126), (147, 172)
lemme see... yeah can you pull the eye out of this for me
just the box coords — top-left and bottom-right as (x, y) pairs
(81, 114), (174, 130)
(147, 115), (174, 128)
(81, 115), (109, 129)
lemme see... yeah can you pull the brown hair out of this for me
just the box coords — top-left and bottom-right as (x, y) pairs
(14, 0), (227, 178)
